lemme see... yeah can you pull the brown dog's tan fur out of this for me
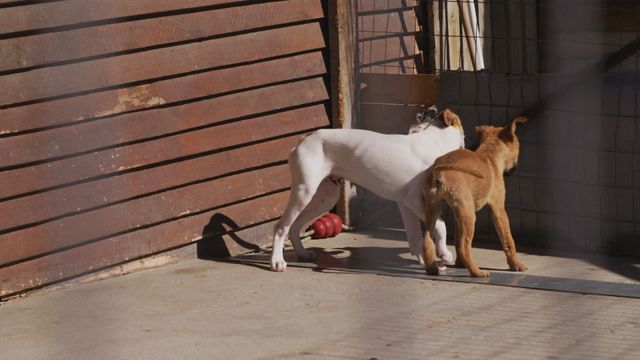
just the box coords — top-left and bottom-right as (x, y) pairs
(422, 116), (528, 277)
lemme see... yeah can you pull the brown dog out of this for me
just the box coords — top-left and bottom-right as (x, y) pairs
(422, 116), (528, 277)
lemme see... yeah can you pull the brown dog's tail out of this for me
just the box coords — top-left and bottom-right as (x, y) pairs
(432, 164), (484, 179)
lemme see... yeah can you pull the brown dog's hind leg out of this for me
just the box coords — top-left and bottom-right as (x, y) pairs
(422, 200), (442, 275)
(490, 204), (528, 272)
(454, 236), (465, 268)
(453, 204), (489, 277)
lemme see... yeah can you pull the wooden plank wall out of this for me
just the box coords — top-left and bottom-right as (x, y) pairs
(0, 0), (330, 298)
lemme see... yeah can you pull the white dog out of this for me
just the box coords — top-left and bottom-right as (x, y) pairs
(270, 108), (466, 272)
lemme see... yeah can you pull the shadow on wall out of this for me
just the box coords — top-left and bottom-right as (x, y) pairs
(197, 213), (261, 259)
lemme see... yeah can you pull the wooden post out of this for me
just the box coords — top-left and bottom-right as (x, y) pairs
(328, 0), (358, 226)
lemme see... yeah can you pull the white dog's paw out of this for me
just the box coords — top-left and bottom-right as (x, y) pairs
(417, 254), (425, 266)
(425, 260), (448, 275)
(435, 260), (447, 272)
(295, 249), (317, 262)
(438, 249), (455, 266)
(270, 257), (287, 272)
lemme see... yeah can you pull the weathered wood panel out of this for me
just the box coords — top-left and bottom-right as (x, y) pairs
(0, 22), (325, 106)
(0, 0), (330, 298)
(0, 164), (290, 267)
(0, 0), (252, 35)
(0, 58), (327, 166)
(360, 73), (438, 104)
(0, 84), (326, 198)
(360, 103), (426, 134)
(0, 0), (323, 72)
(0, 126), (318, 232)
(0, 51), (325, 134)
(0, 191), (290, 297)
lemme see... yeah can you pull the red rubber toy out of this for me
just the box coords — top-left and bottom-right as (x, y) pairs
(324, 213), (343, 236)
(310, 214), (344, 239)
(312, 220), (327, 239)
(318, 216), (334, 238)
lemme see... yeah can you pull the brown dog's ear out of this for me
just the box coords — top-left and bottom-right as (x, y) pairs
(440, 108), (460, 127)
(475, 125), (491, 141)
(475, 125), (491, 134)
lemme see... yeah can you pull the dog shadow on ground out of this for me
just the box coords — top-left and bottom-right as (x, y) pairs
(197, 213), (261, 260)
(223, 233), (483, 278)
(199, 215), (639, 284)
(220, 245), (423, 276)
(366, 209), (640, 283)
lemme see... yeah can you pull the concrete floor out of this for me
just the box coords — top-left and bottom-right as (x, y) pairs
(2, 230), (640, 360)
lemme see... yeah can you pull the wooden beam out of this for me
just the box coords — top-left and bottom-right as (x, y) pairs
(328, 0), (359, 226)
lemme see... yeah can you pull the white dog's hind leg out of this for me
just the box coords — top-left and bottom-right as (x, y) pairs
(434, 218), (454, 265)
(288, 177), (341, 261)
(271, 182), (319, 272)
(270, 156), (325, 272)
(398, 203), (425, 265)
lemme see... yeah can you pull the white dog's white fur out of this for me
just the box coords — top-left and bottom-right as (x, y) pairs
(270, 109), (465, 272)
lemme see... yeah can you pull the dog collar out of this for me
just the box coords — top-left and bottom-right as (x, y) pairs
(418, 111), (437, 130)
(418, 105), (439, 129)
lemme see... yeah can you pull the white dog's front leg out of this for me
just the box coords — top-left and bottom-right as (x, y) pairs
(398, 203), (425, 265)
(434, 219), (454, 265)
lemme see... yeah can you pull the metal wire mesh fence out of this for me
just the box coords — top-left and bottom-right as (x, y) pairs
(357, 0), (640, 257)
(358, 0), (423, 74)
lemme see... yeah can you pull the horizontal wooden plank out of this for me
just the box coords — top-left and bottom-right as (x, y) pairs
(0, 163), (290, 267)
(0, 54), (326, 165)
(0, 81), (328, 198)
(360, 103), (426, 134)
(0, 124), (312, 232)
(0, 22), (326, 106)
(360, 73), (438, 104)
(0, 190), (289, 298)
(0, 78), (328, 168)
(0, 0), (324, 72)
(0, 0), (251, 35)
(0, 51), (326, 135)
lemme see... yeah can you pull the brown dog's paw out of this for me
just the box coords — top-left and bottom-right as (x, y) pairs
(509, 261), (528, 272)
(470, 270), (490, 278)
(425, 262), (443, 275)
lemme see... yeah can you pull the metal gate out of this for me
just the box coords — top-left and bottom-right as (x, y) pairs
(355, 0), (640, 258)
